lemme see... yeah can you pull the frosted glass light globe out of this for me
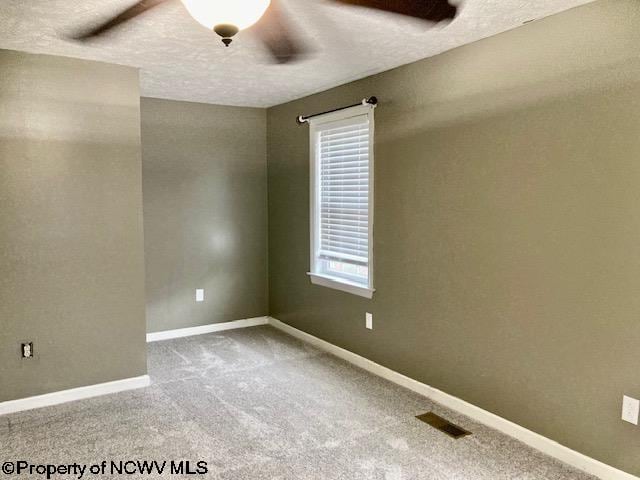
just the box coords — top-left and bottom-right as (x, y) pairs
(181, 0), (271, 31)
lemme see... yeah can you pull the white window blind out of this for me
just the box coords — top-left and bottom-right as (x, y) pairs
(318, 116), (370, 267)
(308, 103), (375, 298)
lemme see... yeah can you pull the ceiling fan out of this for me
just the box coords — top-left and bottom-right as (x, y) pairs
(71, 0), (458, 64)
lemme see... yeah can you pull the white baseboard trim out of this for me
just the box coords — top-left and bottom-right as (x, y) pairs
(0, 375), (150, 416)
(267, 317), (638, 480)
(146, 316), (269, 343)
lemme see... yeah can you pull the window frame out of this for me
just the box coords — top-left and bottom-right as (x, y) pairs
(306, 103), (375, 299)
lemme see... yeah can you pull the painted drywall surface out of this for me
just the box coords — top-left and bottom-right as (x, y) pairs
(0, 50), (147, 402)
(267, 0), (640, 474)
(142, 98), (268, 333)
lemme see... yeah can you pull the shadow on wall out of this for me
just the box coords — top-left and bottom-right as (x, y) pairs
(377, 56), (640, 145)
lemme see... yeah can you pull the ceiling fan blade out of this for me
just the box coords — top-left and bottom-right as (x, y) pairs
(72, 0), (171, 40)
(330, 0), (458, 22)
(249, 0), (307, 64)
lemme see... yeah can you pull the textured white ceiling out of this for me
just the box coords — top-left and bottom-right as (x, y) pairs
(0, 0), (594, 107)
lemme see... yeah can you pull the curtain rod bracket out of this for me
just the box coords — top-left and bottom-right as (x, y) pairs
(297, 96), (377, 125)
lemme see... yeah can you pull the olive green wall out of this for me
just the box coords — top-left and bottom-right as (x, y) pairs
(0, 50), (147, 402)
(267, 0), (640, 475)
(142, 98), (267, 333)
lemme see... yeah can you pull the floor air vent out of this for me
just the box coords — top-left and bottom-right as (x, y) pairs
(415, 412), (471, 439)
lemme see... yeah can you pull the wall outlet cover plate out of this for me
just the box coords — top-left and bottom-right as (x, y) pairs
(622, 395), (640, 425)
(21, 342), (33, 358)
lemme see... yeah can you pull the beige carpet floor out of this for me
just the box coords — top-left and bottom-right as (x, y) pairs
(1, 325), (596, 479)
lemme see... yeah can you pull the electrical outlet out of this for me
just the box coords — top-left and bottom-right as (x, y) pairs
(21, 342), (33, 359)
(196, 289), (204, 302)
(622, 395), (639, 425)
(365, 312), (373, 330)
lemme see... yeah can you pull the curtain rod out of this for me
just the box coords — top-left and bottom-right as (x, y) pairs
(296, 96), (378, 125)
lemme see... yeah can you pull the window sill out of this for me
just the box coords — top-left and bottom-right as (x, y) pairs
(307, 272), (375, 299)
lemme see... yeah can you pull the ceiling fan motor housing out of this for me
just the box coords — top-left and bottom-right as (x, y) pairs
(214, 24), (239, 46)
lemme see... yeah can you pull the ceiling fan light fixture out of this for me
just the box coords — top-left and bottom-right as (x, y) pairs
(213, 24), (239, 46)
(181, 0), (271, 35)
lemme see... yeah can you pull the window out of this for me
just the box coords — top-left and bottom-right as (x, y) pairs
(307, 103), (375, 298)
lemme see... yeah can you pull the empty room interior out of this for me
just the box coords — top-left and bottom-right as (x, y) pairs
(1, 0), (640, 478)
